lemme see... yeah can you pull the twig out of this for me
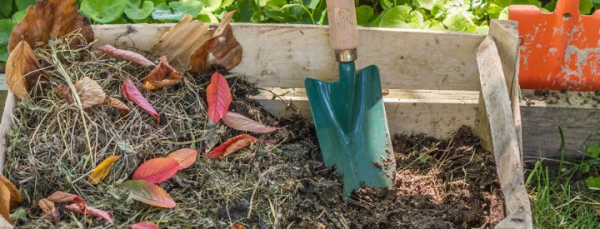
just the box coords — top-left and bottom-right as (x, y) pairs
(247, 168), (273, 219)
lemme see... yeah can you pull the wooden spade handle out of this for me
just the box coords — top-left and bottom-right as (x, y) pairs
(326, 0), (358, 61)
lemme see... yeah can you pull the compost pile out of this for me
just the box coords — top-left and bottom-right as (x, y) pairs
(2, 0), (503, 228)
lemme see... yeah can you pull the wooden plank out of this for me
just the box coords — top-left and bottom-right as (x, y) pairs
(476, 37), (532, 228)
(252, 88), (479, 139)
(0, 93), (15, 172)
(93, 23), (485, 90)
(520, 89), (600, 160)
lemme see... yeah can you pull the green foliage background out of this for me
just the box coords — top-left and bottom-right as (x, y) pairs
(1, 0), (600, 64)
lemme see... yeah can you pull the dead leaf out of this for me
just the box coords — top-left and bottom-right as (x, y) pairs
(5, 40), (44, 99)
(75, 77), (106, 109)
(142, 56), (183, 91)
(65, 204), (114, 224)
(132, 158), (181, 183)
(206, 71), (232, 124)
(166, 148), (198, 169)
(0, 182), (11, 224)
(188, 11), (242, 74)
(0, 175), (22, 210)
(151, 14), (211, 72)
(8, 0), (93, 52)
(97, 44), (155, 67)
(88, 155), (120, 185)
(222, 112), (283, 134)
(123, 77), (160, 124)
(232, 224), (246, 229)
(46, 191), (86, 211)
(38, 199), (60, 226)
(204, 134), (259, 159)
(57, 85), (74, 104)
(106, 97), (132, 115)
(130, 221), (160, 229)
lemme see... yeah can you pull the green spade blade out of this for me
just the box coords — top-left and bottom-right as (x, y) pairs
(305, 62), (395, 198)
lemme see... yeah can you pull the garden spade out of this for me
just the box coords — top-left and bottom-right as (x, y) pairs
(304, 0), (394, 198)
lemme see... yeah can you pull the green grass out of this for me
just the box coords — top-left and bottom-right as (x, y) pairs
(526, 159), (600, 228)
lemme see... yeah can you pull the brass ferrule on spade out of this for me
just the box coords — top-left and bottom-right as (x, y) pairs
(335, 49), (357, 63)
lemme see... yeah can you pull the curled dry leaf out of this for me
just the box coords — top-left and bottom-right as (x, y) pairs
(88, 155), (120, 185)
(151, 14), (211, 72)
(222, 112), (283, 134)
(143, 56), (183, 91)
(132, 158), (181, 184)
(204, 134), (259, 159)
(46, 191), (86, 211)
(106, 96), (132, 115)
(121, 180), (176, 209)
(38, 199), (60, 226)
(233, 224), (246, 229)
(6, 40), (44, 99)
(130, 221), (160, 229)
(0, 175), (22, 210)
(166, 148), (198, 169)
(75, 77), (107, 109)
(0, 182), (11, 224)
(188, 11), (242, 74)
(65, 204), (114, 224)
(206, 71), (232, 124)
(8, 0), (94, 52)
(123, 78), (160, 124)
(97, 45), (155, 67)
(58, 85), (74, 104)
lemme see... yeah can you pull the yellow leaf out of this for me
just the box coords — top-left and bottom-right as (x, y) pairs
(88, 155), (120, 185)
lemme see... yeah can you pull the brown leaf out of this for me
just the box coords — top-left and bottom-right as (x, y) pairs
(143, 56), (183, 91)
(151, 14), (211, 72)
(97, 45), (155, 67)
(8, 0), (93, 52)
(46, 191), (86, 211)
(204, 134), (259, 159)
(222, 112), (283, 134)
(75, 77), (106, 109)
(106, 97), (131, 115)
(0, 175), (22, 210)
(57, 85), (74, 104)
(38, 199), (60, 225)
(188, 11), (242, 74)
(0, 182), (11, 224)
(5, 40), (44, 99)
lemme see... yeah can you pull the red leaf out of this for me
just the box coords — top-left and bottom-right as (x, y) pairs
(121, 180), (176, 209)
(166, 148), (198, 169)
(206, 71), (231, 124)
(130, 221), (160, 229)
(222, 112), (282, 134)
(46, 191), (86, 211)
(65, 204), (114, 224)
(97, 44), (155, 67)
(123, 78), (160, 124)
(204, 134), (258, 159)
(132, 158), (181, 183)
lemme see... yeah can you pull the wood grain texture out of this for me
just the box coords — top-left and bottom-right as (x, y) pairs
(252, 87), (479, 139)
(0, 93), (15, 172)
(476, 37), (532, 228)
(91, 23), (485, 90)
(325, 0), (359, 51)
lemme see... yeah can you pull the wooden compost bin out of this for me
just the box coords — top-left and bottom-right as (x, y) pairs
(0, 20), (532, 228)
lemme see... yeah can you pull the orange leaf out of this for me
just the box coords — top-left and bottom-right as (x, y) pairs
(0, 175), (22, 210)
(6, 40), (44, 99)
(88, 155), (120, 185)
(189, 11), (242, 74)
(38, 199), (60, 226)
(132, 158), (181, 183)
(143, 56), (183, 91)
(106, 96), (132, 115)
(204, 134), (259, 159)
(121, 180), (176, 209)
(232, 224), (246, 229)
(46, 191), (86, 211)
(8, 0), (93, 52)
(0, 182), (11, 224)
(123, 78), (160, 124)
(97, 45), (155, 67)
(206, 71), (232, 124)
(222, 112), (283, 134)
(130, 221), (160, 229)
(58, 84), (74, 104)
(65, 204), (114, 224)
(151, 14), (211, 72)
(166, 148), (198, 169)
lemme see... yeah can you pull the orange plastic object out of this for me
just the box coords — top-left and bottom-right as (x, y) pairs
(509, 0), (600, 91)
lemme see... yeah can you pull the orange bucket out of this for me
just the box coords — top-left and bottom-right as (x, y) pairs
(509, 0), (600, 91)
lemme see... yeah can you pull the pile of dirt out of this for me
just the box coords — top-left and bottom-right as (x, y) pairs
(3, 37), (504, 228)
